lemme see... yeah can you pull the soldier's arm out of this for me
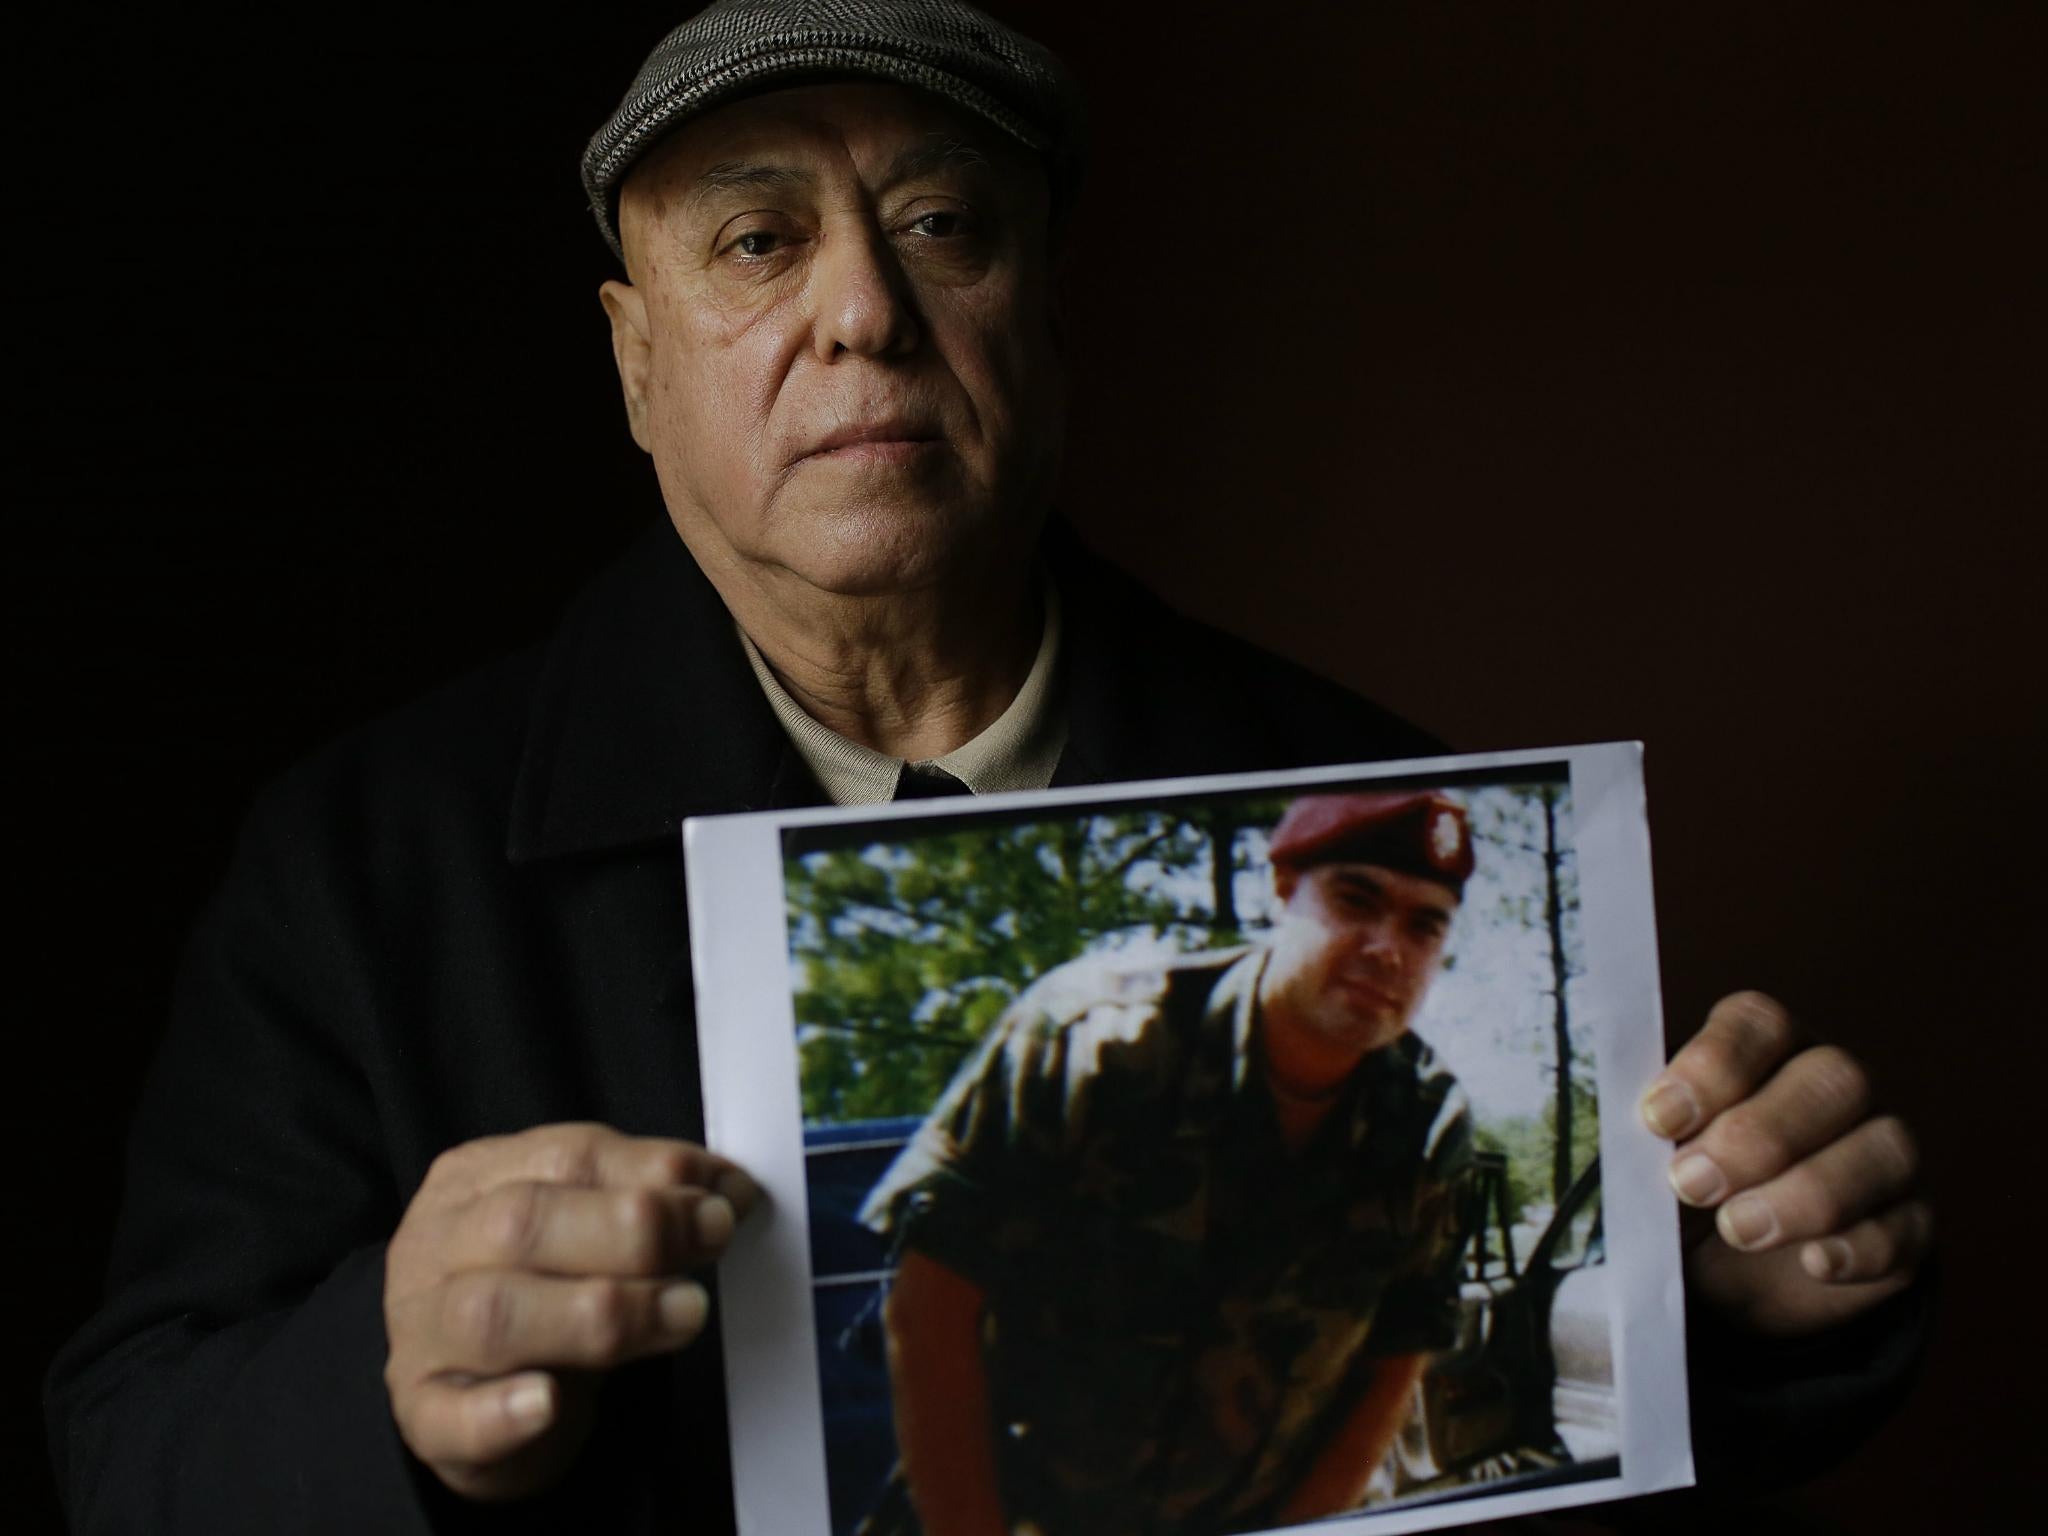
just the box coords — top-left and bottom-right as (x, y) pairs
(1273, 1352), (1429, 1522)
(881, 1250), (1010, 1536)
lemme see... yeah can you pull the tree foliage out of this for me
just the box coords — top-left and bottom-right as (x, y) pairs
(787, 804), (1287, 1123)
(1464, 782), (1595, 1217)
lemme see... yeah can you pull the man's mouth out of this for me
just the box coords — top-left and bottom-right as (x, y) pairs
(800, 420), (942, 463)
(1336, 976), (1402, 1013)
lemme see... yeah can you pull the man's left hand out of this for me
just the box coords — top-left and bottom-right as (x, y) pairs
(1640, 991), (1932, 1336)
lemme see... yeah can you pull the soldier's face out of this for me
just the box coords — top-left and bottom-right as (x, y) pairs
(1261, 861), (1458, 1062)
(599, 81), (1065, 599)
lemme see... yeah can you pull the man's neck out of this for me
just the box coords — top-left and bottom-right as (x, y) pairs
(1257, 1003), (1371, 1099)
(1254, 994), (1380, 1157)
(690, 533), (1042, 762)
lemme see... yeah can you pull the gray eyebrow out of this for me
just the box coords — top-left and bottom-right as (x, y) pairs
(685, 134), (993, 215)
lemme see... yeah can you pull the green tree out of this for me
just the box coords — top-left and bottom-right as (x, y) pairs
(788, 808), (1260, 1123)
(1466, 782), (1594, 1209)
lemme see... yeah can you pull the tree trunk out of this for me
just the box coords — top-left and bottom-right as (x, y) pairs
(1543, 786), (1574, 1206)
(1206, 809), (1240, 937)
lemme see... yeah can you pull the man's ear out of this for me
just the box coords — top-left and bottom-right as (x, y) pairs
(1272, 865), (1298, 905)
(598, 279), (654, 452)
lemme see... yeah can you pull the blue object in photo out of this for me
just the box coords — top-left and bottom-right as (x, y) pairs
(804, 1117), (921, 1535)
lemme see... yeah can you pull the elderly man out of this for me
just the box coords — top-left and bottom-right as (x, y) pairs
(47, 2), (1929, 1533)
(859, 791), (1482, 1535)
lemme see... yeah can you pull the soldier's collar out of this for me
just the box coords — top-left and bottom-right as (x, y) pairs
(1209, 947), (1267, 1098)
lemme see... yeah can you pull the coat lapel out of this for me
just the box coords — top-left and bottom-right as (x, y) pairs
(506, 521), (822, 864)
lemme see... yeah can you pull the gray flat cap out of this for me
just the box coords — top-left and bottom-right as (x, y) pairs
(582, 0), (1086, 262)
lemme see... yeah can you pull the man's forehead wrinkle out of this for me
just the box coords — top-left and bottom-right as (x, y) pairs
(688, 160), (817, 211)
(688, 133), (994, 207)
(880, 132), (995, 188)
(624, 85), (1020, 247)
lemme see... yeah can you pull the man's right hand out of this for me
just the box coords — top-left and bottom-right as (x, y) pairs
(383, 1122), (759, 1502)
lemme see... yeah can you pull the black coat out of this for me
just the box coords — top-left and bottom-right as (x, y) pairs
(45, 523), (1923, 1534)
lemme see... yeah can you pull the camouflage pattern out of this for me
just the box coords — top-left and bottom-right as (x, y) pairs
(857, 946), (1476, 1536)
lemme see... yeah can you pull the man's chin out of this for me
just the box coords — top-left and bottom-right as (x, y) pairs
(760, 497), (1032, 597)
(1330, 1009), (1408, 1058)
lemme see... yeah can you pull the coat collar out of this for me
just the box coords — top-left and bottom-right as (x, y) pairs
(505, 517), (1375, 863)
(506, 522), (813, 862)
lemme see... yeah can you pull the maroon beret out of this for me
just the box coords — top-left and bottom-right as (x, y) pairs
(1268, 790), (1474, 897)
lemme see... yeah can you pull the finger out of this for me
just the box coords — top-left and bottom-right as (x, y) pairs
(402, 1270), (712, 1376)
(443, 1181), (739, 1277)
(394, 1370), (560, 1473)
(424, 1124), (760, 1210)
(1711, 1114), (1920, 1253)
(1665, 1044), (1874, 1206)
(1799, 1199), (1935, 1284)
(1641, 991), (1800, 1141)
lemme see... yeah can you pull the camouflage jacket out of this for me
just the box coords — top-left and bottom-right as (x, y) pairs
(859, 946), (1476, 1536)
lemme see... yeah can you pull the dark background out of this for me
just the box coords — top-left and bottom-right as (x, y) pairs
(19, 3), (2042, 1530)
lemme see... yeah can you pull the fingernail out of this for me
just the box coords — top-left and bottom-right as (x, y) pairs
(694, 1194), (735, 1248)
(505, 1378), (554, 1426)
(659, 1280), (709, 1335)
(714, 1168), (762, 1216)
(1640, 1079), (1701, 1139)
(1669, 1154), (1727, 1206)
(1718, 1194), (1779, 1250)
(1801, 1238), (1850, 1280)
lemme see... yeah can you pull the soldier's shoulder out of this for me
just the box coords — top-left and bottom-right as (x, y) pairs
(1388, 1033), (1477, 1169)
(1014, 946), (1245, 1023)
(1007, 946), (1249, 1059)
(1400, 1031), (1463, 1092)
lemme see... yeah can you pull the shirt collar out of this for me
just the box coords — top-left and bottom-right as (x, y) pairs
(504, 517), (1438, 863)
(1214, 946), (1269, 1098)
(735, 572), (1066, 806)
(1215, 945), (1402, 1152)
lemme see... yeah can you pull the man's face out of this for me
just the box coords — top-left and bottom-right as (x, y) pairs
(1260, 861), (1459, 1064)
(601, 81), (1065, 597)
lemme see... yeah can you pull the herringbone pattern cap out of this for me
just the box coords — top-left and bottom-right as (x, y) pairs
(582, 0), (1086, 261)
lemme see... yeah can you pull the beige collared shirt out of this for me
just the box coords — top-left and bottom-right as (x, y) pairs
(736, 577), (1067, 805)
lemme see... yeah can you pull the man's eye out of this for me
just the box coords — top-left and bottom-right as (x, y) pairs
(907, 210), (969, 239)
(1333, 885), (1381, 916)
(731, 230), (782, 259)
(1407, 910), (1450, 941)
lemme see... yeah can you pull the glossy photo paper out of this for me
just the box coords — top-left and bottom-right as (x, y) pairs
(685, 744), (1692, 1536)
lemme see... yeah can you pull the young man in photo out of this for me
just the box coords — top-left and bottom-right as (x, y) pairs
(859, 792), (1481, 1533)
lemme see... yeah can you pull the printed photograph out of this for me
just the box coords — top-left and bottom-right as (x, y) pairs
(782, 769), (1617, 1536)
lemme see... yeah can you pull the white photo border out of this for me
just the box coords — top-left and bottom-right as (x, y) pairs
(684, 742), (1693, 1536)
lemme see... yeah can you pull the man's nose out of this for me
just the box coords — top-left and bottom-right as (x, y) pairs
(1358, 921), (1404, 971)
(808, 222), (921, 362)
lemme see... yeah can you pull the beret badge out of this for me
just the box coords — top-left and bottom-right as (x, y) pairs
(1429, 810), (1464, 869)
